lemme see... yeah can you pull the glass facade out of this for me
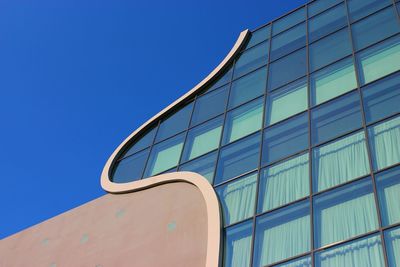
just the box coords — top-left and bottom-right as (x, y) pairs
(111, 0), (400, 266)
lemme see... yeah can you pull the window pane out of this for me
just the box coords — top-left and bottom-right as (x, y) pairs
(315, 234), (384, 267)
(348, 0), (393, 22)
(266, 78), (308, 126)
(206, 66), (233, 92)
(191, 85), (229, 126)
(223, 98), (263, 144)
(311, 57), (357, 106)
(376, 165), (400, 226)
(352, 7), (400, 51)
(233, 42), (269, 79)
(224, 221), (253, 267)
(309, 3), (347, 43)
(314, 178), (379, 248)
(311, 91), (362, 145)
(272, 7), (305, 36)
(178, 151), (217, 184)
(156, 102), (193, 142)
(144, 133), (185, 176)
(368, 115), (400, 170)
(308, 0), (343, 17)
(215, 132), (260, 184)
(182, 116), (222, 162)
(262, 113), (308, 165)
(258, 153), (309, 213)
(112, 148), (149, 183)
(271, 22), (306, 61)
(357, 35), (400, 86)
(385, 227), (400, 267)
(309, 28), (352, 72)
(247, 25), (270, 50)
(313, 131), (370, 192)
(253, 201), (310, 266)
(216, 172), (257, 225)
(274, 256), (311, 267)
(229, 67), (266, 109)
(362, 72), (400, 124)
(122, 127), (157, 158)
(268, 48), (307, 91)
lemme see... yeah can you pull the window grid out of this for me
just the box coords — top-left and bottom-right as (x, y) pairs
(109, 0), (400, 265)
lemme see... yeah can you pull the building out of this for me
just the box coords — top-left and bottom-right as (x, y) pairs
(2, 0), (400, 266)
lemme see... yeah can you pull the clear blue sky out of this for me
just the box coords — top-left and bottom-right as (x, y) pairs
(0, 0), (307, 239)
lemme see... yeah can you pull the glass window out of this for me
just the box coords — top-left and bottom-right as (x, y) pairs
(348, 0), (393, 22)
(215, 132), (260, 185)
(376, 165), (400, 226)
(182, 116), (223, 162)
(314, 178), (379, 248)
(352, 7), (400, 51)
(309, 3), (347, 43)
(268, 48), (307, 91)
(122, 127), (157, 158)
(315, 234), (384, 267)
(313, 131), (370, 192)
(274, 256), (311, 267)
(191, 85), (228, 126)
(224, 221), (253, 267)
(310, 57), (357, 106)
(311, 91), (362, 145)
(266, 78), (308, 126)
(357, 35), (400, 86)
(258, 153), (309, 213)
(246, 25), (270, 50)
(262, 112), (308, 166)
(271, 22), (306, 61)
(385, 227), (400, 267)
(368, 115), (400, 171)
(309, 28), (352, 72)
(229, 67), (266, 109)
(233, 41), (269, 79)
(144, 133), (185, 177)
(155, 102), (193, 142)
(362, 72), (400, 124)
(308, 0), (343, 17)
(112, 148), (149, 183)
(272, 7), (305, 36)
(223, 98), (263, 145)
(216, 172), (257, 226)
(253, 201), (310, 266)
(206, 66), (233, 93)
(178, 151), (217, 184)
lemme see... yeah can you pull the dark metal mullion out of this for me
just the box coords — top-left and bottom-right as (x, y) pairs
(140, 120), (161, 179)
(262, 252), (311, 267)
(394, 0), (400, 21)
(249, 23), (273, 267)
(349, 2), (396, 24)
(307, 0), (346, 20)
(344, 1), (390, 266)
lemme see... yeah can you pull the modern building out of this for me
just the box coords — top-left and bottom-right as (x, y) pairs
(2, 0), (400, 266)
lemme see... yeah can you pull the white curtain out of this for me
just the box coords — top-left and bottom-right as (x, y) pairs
(230, 235), (252, 267)
(314, 131), (370, 192)
(275, 257), (311, 267)
(369, 116), (400, 170)
(382, 180), (400, 226)
(316, 234), (384, 267)
(219, 173), (257, 225)
(386, 227), (400, 267)
(262, 153), (309, 211)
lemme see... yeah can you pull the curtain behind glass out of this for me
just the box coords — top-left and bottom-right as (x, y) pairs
(385, 227), (400, 267)
(274, 256), (311, 267)
(225, 222), (252, 267)
(189, 125), (222, 160)
(231, 235), (252, 267)
(227, 103), (263, 143)
(368, 116), (400, 170)
(315, 234), (384, 267)
(313, 131), (369, 192)
(377, 166), (400, 226)
(260, 153), (309, 212)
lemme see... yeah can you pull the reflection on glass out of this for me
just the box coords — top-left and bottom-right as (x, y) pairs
(315, 234), (384, 267)
(258, 153), (309, 212)
(274, 256), (311, 267)
(314, 178), (379, 248)
(216, 172), (257, 226)
(271, 22), (306, 61)
(385, 227), (400, 267)
(224, 221), (253, 267)
(233, 42), (269, 79)
(272, 7), (305, 36)
(178, 151), (217, 183)
(253, 201), (310, 266)
(266, 78), (307, 126)
(348, 0), (392, 22)
(144, 133), (185, 177)
(368, 115), (400, 171)
(112, 148), (149, 183)
(311, 57), (357, 106)
(308, 0), (343, 18)
(122, 127), (157, 158)
(206, 66), (233, 92)
(313, 131), (369, 192)
(223, 98), (263, 144)
(246, 25), (270, 50)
